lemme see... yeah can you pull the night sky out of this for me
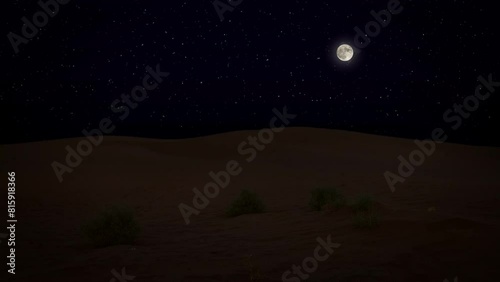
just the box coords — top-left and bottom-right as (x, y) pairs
(1, 0), (499, 145)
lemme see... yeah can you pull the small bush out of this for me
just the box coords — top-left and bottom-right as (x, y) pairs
(353, 211), (379, 228)
(309, 187), (346, 211)
(351, 195), (379, 228)
(226, 190), (265, 217)
(351, 195), (374, 213)
(82, 205), (141, 247)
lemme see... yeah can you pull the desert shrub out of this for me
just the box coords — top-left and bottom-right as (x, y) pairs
(226, 190), (265, 217)
(351, 195), (379, 228)
(82, 205), (141, 247)
(309, 187), (346, 211)
(353, 211), (379, 228)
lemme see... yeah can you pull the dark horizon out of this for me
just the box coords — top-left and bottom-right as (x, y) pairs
(3, 123), (500, 147)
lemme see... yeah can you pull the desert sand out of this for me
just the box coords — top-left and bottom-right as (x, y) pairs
(1, 127), (500, 281)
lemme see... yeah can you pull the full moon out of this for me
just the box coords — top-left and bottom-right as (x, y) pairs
(336, 44), (354, 62)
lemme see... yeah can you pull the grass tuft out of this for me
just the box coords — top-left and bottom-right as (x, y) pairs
(226, 190), (265, 217)
(353, 211), (379, 228)
(309, 187), (346, 211)
(82, 205), (141, 248)
(351, 195), (379, 229)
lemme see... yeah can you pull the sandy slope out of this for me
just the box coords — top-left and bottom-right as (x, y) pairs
(1, 128), (500, 281)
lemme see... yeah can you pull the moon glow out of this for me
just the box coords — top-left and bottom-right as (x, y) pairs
(336, 44), (354, 62)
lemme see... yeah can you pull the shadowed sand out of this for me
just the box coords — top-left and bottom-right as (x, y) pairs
(1, 128), (500, 281)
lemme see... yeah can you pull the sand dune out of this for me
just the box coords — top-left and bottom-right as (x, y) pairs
(1, 128), (500, 281)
